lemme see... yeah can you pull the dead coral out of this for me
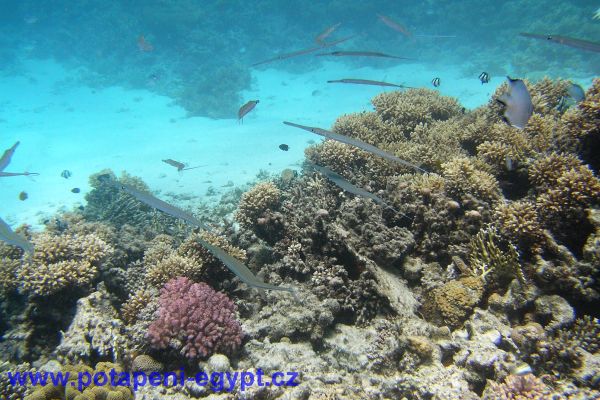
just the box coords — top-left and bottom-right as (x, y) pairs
(17, 232), (113, 297)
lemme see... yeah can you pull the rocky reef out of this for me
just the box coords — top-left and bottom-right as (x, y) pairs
(1, 78), (599, 399)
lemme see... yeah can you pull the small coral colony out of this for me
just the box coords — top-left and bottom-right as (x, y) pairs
(1, 10), (600, 400)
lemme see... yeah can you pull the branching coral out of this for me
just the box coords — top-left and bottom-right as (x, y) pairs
(482, 374), (553, 400)
(17, 232), (113, 297)
(494, 201), (546, 253)
(236, 181), (281, 229)
(148, 277), (242, 359)
(468, 228), (524, 286)
(442, 157), (501, 203)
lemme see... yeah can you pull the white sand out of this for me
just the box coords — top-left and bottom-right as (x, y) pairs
(0, 58), (502, 228)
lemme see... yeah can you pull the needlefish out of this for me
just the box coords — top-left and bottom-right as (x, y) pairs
(117, 182), (296, 295)
(327, 78), (414, 88)
(0, 142), (19, 171)
(283, 121), (426, 173)
(519, 32), (600, 53)
(0, 216), (34, 254)
(312, 163), (406, 217)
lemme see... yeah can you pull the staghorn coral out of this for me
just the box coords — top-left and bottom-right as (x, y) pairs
(332, 110), (403, 146)
(528, 152), (584, 190)
(482, 373), (553, 400)
(148, 277), (243, 359)
(17, 232), (113, 297)
(0, 256), (20, 295)
(120, 288), (157, 325)
(442, 157), (501, 203)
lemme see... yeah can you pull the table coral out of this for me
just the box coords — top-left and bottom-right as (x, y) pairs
(148, 277), (242, 359)
(17, 232), (113, 297)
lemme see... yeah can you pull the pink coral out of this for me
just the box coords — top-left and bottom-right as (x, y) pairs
(147, 277), (242, 359)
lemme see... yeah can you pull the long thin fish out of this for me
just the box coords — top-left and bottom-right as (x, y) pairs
(316, 51), (412, 60)
(327, 78), (414, 88)
(0, 142), (20, 172)
(315, 22), (341, 44)
(117, 182), (295, 294)
(283, 121), (426, 172)
(377, 14), (412, 37)
(251, 36), (355, 66)
(0, 171), (39, 177)
(0, 216), (34, 254)
(162, 159), (186, 171)
(312, 163), (404, 216)
(519, 32), (600, 53)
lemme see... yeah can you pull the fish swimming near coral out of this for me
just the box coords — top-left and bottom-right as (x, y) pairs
(312, 163), (405, 216)
(496, 77), (533, 129)
(238, 100), (259, 123)
(0, 215), (34, 254)
(316, 51), (412, 60)
(567, 82), (585, 102)
(18, 191), (28, 201)
(61, 169), (72, 179)
(479, 72), (490, 84)
(116, 181), (296, 295)
(519, 32), (600, 53)
(431, 77), (440, 87)
(327, 78), (413, 88)
(315, 22), (341, 44)
(377, 14), (412, 38)
(0, 141), (20, 172)
(279, 144), (289, 151)
(283, 121), (426, 173)
(71, 187), (80, 193)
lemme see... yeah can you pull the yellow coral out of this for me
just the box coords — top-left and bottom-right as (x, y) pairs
(121, 288), (155, 324)
(441, 157), (501, 203)
(494, 201), (545, 252)
(17, 232), (112, 296)
(235, 181), (281, 229)
(528, 153), (583, 189)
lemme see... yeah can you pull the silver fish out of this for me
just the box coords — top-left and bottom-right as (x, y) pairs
(497, 77), (533, 129)
(316, 51), (411, 60)
(567, 83), (585, 102)
(0, 171), (39, 178)
(0, 142), (20, 172)
(117, 182), (295, 295)
(0, 216), (33, 254)
(312, 163), (405, 216)
(327, 78), (413, 88)
(283, 121), (426, 173)
(519, 32), (600, 53)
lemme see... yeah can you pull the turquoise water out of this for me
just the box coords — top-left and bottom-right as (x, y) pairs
(1, 2), (600, 399)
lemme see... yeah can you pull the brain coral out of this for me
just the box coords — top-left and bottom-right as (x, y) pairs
(148, 277), (243, 359)
(17, 232), (113, 296)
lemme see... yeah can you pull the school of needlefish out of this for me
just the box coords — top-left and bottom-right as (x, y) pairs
(1, 12), (595, 295)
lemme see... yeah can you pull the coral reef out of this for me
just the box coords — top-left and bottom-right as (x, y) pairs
(482, 374), (553, 400)
(148, 277), (243, 359)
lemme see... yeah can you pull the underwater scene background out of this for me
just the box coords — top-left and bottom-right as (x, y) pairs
(1, 1), (600, 399)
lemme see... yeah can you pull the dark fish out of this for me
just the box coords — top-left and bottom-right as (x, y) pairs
(251, 36), (355, 66)
(377, 14), (412, 38)
(316, 51), (412, 60)
(18, 191), (28, 201)
(71, 188), (80, 193)
(162, 159), (185, 171)
(327, 78), (413, 88)
(238, 100), (259, 123)
(61, 169), (72, 179)
(279, 144), (289, 151)
(478, 72), (490, 84)
(496, 77), (533, 130)
(431, 77), (440, 87)
(519, 32), (600, 53)
(283, 121), (426, 173)
(0, 142), (20, 172)
(315, 23), (341, 44)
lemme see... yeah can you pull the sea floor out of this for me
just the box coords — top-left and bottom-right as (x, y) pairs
(0, 57), (586, 228)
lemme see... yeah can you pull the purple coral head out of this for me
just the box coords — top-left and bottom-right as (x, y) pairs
(148, 277), (243, 359)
